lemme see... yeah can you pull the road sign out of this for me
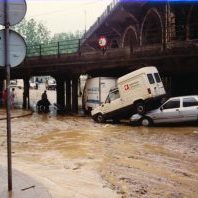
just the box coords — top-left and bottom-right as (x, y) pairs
(0, 0), (27, 26)
(0, 29), (26, 67)
(98, 36), (107, 48)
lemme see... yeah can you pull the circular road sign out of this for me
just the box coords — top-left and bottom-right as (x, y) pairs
(98, 36), (107, 48)
(0, 29), (26, 67)
(0, 0), (27, 26)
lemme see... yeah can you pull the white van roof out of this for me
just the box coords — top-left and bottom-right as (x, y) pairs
(118, 66), (158, 84)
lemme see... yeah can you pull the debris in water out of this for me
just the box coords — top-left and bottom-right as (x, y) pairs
(21, 185), (35, 191)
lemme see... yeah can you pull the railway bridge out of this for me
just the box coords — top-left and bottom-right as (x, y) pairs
(0, 0), (198, 113)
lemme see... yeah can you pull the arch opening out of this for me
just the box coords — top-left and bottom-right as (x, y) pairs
(142, 10), (162, 45)
(189, 7), (198, 40)
(123, 27), (137, 51)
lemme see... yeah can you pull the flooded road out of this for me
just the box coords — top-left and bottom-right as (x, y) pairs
(0, 113), (198, 197)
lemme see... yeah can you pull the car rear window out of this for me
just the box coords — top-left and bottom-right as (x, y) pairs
(154, 73), (161, 83)
(183, 97), (198, 107)
(147, 74), (155, 84)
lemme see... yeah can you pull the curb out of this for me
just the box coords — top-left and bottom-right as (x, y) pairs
(0, 110), (33, 121)
(0, 166), (51, 198)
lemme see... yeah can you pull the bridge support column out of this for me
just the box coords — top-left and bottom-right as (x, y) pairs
(56, 78), (65, 113)
(72, 77), (78, 114)
(0, 79), (4, 107)
(65, 79), (71, 113)
(23, 78), (30, 109)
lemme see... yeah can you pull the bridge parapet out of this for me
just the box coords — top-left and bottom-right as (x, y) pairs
(26, 39), (198, 61)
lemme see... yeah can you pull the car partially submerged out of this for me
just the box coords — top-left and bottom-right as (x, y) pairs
(130, 95), (198, 126)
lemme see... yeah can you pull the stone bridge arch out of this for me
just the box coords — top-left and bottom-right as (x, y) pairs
(141, 8), (163, 45)
(188, 5), (198, 40)
(122, 25), (138, 51)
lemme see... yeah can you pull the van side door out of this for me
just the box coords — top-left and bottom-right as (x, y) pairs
(102, 89), (122, 115)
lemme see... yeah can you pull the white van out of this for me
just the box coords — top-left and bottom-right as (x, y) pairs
(91, 66), (166, 123)
(82, 77), (117, 113)
(10, 79), (24, 89)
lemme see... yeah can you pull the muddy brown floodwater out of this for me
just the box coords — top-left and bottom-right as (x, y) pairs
(0, 113), (198, 198)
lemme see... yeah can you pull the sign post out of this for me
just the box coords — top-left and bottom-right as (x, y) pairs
(0, 0), (27, 192)
(4, 0), (12, 191)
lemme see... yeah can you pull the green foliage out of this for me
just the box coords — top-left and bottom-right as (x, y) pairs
(12, 18), (83, 56)
(13, 18), (51, 45)
(51, 30), (83, 42)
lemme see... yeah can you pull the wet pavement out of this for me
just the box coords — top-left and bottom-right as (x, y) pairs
(0, 166), (51, 198)
(0, 111), (198, 197)
(0, 109), (32, 120)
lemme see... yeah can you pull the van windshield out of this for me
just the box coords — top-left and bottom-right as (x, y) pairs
(105, 89), (120, 103)
(154, 73), (161, 83)
(147, 74), (155, 84)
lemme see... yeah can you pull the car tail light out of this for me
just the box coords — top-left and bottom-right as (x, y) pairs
(147, 88), (151, 94)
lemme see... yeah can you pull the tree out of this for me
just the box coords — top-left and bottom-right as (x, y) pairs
(51, 31), (83, 54)
(51, 30), (83, 42)
(13, 18), (51, 45)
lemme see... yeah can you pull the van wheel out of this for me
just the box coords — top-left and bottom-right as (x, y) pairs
(136, 102), (146, 114)
(140, 117), (152, 127)
(95, 114), (105, 123)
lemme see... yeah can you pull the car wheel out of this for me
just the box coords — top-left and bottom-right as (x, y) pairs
(140, 117), (152, 127)
(136, 102), (146, 115)
(95, 114), (105, 123)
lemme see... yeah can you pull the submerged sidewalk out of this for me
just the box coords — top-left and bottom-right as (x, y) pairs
(0, 109), (51, 197)
(0, 109), (32, 120)
(0, 166), (51, 198)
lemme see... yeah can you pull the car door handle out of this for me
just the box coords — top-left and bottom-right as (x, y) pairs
(176, 109), (180, 112)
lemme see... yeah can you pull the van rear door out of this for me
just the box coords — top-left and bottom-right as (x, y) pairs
(147, 73), (165, 97)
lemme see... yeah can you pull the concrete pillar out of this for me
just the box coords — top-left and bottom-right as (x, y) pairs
(66, 79), (71, 113)
(72, 77), (78, 113)
(56, 78), (65, 113)
(23, 78), (30, 109)
(0, 79), (3, 92)
(0, 79), (3, 107)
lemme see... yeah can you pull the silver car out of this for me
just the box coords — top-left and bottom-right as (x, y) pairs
(130, 95), (198, 126)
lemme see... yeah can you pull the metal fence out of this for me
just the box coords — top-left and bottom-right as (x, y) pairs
(27, 38), (80, 57)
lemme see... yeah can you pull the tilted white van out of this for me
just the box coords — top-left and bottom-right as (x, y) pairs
(91, 66), (166, 123)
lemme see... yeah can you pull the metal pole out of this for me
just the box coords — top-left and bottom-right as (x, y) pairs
(4, 0), (12, 191)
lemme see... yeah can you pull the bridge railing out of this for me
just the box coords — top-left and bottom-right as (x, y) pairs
(27, 38), (80, 57)
(26, 39), (198, 59)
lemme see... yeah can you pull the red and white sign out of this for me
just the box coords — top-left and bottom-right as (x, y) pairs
(124, 84), (129, 91)
(98, 36), (107, 48)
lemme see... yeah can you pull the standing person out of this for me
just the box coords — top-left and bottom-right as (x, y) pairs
(10, 88), (15, 109)
(37, 90), (50, 112)
(42, 90), (47, 100)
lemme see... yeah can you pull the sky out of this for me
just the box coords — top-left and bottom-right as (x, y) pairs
(25, 0), (112, 35)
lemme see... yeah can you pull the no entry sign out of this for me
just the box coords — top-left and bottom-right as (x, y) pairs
(98, 36), (107, 48)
